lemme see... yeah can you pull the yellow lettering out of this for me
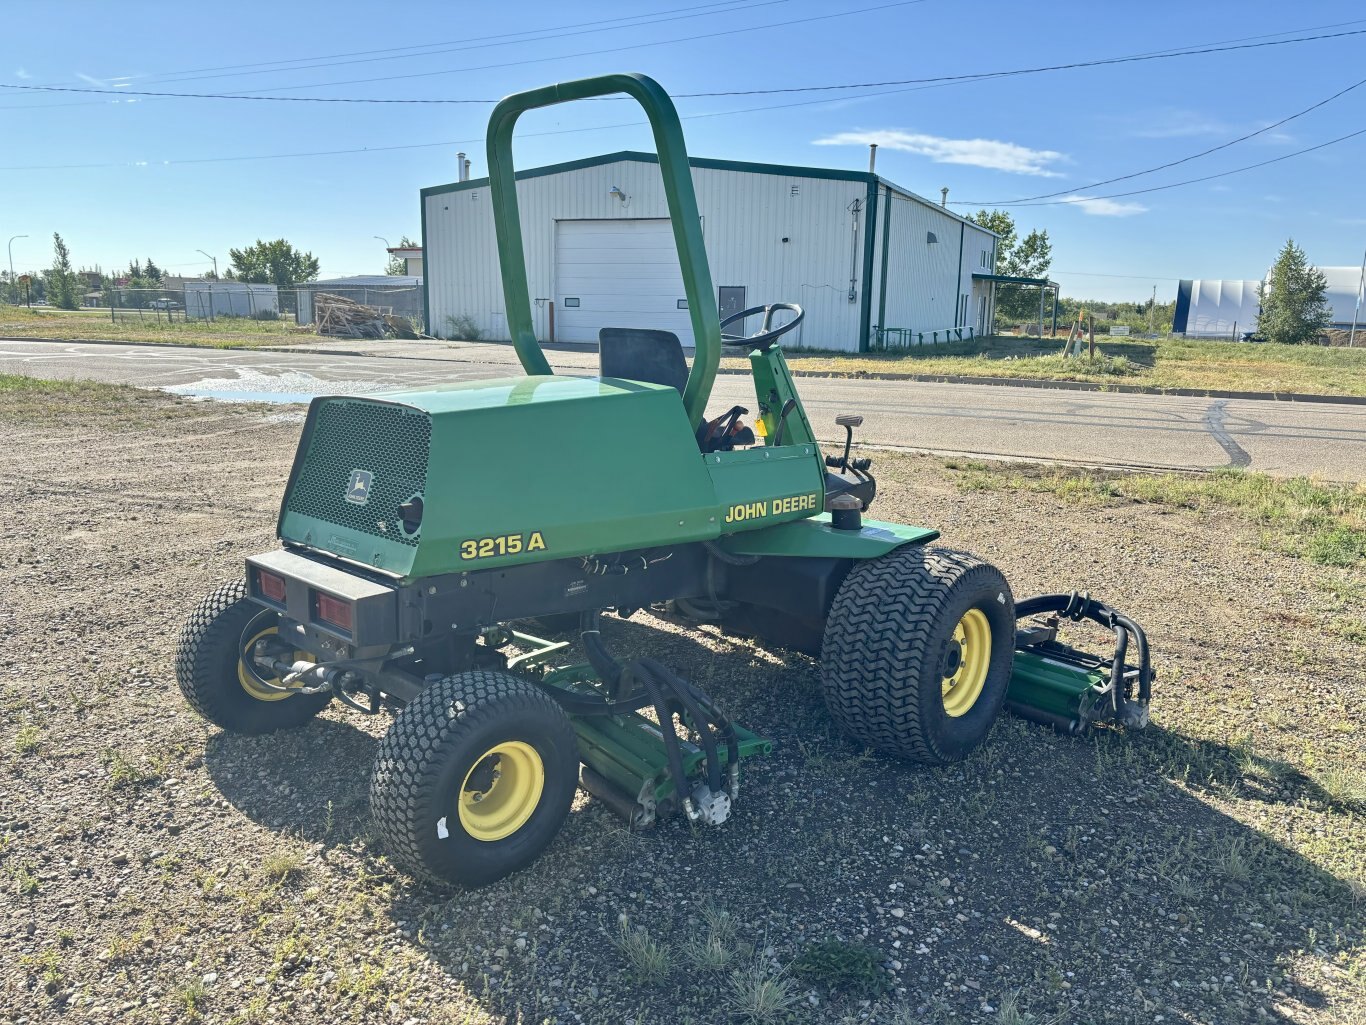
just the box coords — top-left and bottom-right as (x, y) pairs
(527, 531), (546, 552)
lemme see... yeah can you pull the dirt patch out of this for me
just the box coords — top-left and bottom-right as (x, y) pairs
(1, 388), (1362, 1024)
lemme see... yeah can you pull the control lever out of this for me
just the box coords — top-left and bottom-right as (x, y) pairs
(771, 398), (798, 447)
(834, 414), (863, 470)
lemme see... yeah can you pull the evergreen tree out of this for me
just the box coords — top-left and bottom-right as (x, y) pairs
(1258, 239), (1331, 345)
(46, 233), (80, 310)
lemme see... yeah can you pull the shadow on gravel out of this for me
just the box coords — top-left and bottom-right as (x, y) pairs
(202, 615), (1361, 1024)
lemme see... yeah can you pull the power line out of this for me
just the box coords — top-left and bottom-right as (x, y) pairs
(5, 21), (1360, 111)
(1002, 126), (1366, 207)
(141, 1), (788, 86)
(0, 0), (927, 109)
(0, 77), (973, 172)
(113, 0), (767, 84)
(953, 74), (1366, 206)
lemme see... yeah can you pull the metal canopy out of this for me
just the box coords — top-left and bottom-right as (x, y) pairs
(971, 272), (1059, 288)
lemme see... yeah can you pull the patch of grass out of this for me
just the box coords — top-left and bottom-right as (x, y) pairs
(12, 864), (40, 896)
(261, 850), (307, 886)
(175, 979), (208, 1018)
(792, 938), (889, 997)
(20, 948), (65, 995)
(615, 919), (672, 983)
(0, 303), (300, 349)
(1316, 763), (1366, 809)
(725, 961), (800, 1025)
(944, 464), (1366, 568)
(101, 747), (155, 789)
(14, 723), (40, 755)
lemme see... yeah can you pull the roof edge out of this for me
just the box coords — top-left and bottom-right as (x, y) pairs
(420, 150), (998, 232)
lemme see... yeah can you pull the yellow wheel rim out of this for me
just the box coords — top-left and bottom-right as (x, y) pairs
(457, 741), (545, 842)
(941, 608), (991, 718)
(237, 626), (297, 702)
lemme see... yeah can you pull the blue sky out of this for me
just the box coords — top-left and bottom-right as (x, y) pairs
(3, 0), (1364, 301)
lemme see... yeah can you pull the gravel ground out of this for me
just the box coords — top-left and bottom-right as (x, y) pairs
(1, 388), (1362, 1025)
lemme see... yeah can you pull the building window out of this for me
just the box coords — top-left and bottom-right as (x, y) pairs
(677, 299), (688, 309)
(563, 297), (580, 308)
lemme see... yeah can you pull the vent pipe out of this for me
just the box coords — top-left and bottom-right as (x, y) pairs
(457, 152), (470, 182)
(940, 187), (949, 207)
(868, 143), (878, 174)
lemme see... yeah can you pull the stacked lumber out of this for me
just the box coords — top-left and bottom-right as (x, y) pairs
(314, 293), (387, 338)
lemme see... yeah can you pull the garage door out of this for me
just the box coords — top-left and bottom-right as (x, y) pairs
(554, 219), (694, 347)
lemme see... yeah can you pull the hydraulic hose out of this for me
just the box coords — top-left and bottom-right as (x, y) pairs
(640, 656), (722, 795)
(632, 662), (694, 819)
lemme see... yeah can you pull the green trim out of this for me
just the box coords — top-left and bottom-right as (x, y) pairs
(857, 180), (877, 353)
(955, 221), (964, 327)
(876, 186), (892, 336)
(420, 189), (431, 336)
(421, 149), (874, 200)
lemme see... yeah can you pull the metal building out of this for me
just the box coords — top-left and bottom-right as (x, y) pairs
(421, 151), (998, 352)
(1172, 279), (1263, 339)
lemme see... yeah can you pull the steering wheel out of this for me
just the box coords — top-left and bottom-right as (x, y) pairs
(720, 302), (804, 351)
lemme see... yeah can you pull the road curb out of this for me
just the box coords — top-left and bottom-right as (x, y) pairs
(6, 336), (1366, 406)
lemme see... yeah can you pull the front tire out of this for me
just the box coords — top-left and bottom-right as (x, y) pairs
(821, 547), (1014, 764)
(175, 580), (331, 734)
(369, 670), (580, 887)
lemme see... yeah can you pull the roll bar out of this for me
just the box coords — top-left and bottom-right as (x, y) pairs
(486, 73), (721, 428)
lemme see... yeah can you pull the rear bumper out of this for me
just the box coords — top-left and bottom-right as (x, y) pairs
(245, 548), (398, 649)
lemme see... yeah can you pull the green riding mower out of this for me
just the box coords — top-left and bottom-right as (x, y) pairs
(176, 73), (1152, 887)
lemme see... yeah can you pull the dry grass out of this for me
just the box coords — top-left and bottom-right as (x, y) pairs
(755, 334), (1366, 396)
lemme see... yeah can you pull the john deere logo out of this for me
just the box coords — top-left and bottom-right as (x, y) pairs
(345, 469), (374, 505)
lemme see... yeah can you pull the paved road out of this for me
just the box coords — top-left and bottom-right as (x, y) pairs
(2, 338), (1363, 480)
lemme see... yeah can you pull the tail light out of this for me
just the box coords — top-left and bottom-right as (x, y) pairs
(254, 568), (287, 604)
(314, 590), (354, 634)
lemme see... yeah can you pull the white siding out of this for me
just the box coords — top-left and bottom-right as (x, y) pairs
(872, 187), (996, 343)
(423, 155), (993, 353)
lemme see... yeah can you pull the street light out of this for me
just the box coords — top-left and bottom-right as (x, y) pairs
(196, 249), (218, 280)
(7, 234), (28, 284)
(374, 235), (391, 248)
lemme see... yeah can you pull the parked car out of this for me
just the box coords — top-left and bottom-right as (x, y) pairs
(149, 298), (182, 310)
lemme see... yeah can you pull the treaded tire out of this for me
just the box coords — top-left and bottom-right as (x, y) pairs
(821, 546), (1014, 764)
(369, 670), (579, 888)
(175, 579), (331, 735)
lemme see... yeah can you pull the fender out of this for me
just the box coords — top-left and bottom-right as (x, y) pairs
(714, 514), (938, 559)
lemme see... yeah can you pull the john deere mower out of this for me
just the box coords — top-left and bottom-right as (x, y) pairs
(176, 73), (1151, 887)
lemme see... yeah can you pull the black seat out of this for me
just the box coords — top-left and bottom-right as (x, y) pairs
(599, 328), (689, 395)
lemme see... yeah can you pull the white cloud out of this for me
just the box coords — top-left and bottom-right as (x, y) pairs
(75, 72), (107, 87)
(813, 129), (1066, 177)
(1058, 195), (1147, 217)
(15, 68), (30, 79)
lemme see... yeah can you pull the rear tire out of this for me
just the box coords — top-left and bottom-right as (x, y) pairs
(175, 580), (331, 735)
(821, 547), (1014, 764)
(370, 670), (579, 887)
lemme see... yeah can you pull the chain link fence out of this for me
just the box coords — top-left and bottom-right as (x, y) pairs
(82, 281), (426, 334)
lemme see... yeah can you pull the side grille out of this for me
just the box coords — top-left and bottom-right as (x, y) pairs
(284, 399), (431, 548)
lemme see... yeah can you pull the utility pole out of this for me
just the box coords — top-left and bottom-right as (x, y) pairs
(1350, 246), (1365, 348)
(196, 249), (218, 279)
(1148, 284), (1156, 335)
